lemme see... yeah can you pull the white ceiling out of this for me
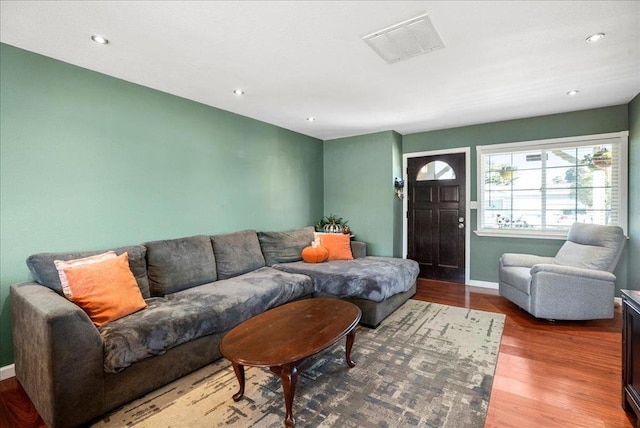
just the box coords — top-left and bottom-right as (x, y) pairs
(1, 1), (639, 140)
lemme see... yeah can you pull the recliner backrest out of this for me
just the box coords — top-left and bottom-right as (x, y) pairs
(554, 222), (625, 272)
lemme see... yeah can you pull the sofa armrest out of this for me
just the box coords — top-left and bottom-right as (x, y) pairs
(10, 282), (105, 428)
(530, 263), (616, 282)
(350, 241), (366, 259)
(500, 253), (555, 268)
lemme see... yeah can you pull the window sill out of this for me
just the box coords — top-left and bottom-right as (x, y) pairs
(473, 229), (568, 240)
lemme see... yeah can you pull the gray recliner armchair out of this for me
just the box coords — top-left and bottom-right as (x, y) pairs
(499, 222), (626, 320)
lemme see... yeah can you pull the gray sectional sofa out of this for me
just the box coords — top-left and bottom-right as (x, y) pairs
(10, 227), (418, 428)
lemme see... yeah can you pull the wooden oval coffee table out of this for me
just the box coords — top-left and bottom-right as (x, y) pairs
(219, 298), (362, 427)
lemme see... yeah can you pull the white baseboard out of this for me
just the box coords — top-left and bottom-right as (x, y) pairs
(614, 297), (622, 308)
(0, 363), (15, 381)
(467, 280), (499, 290)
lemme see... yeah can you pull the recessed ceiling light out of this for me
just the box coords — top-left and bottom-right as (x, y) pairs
(233, 89), (245, 96)
(586, 33), (605, 43)
(306, 117), (315, 122)
(567, 90), (579, 96)
(91, 35), (109, 44)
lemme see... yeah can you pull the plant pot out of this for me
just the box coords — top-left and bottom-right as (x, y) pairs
(325, 223), (342, 233)
(499, 169), (514, 180)
(592, 153), (612, 168)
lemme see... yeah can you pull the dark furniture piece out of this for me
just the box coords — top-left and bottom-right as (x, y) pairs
(622, 289), (640, 425)
(220, 298), (361, 427)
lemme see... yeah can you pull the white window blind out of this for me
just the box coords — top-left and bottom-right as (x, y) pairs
(476, 131), (628, 239)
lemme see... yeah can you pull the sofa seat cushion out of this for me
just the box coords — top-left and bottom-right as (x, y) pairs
(99, 267), (312, 373)
(273, 256), (419, 302)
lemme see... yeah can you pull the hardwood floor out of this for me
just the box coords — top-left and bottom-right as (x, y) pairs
(0, 377), (45, 428)
(414, 279), (637, 428)
(1, 279), (637, 427)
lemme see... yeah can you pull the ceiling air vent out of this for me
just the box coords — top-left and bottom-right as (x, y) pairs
(363, 13), (445, 64)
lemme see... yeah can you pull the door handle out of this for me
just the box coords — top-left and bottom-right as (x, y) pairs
(459, 217), (464, 223)
(458, 223), (464, 229)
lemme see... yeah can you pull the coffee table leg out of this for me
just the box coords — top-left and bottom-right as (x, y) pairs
(231, 362), (245, 402)
(271, 364), (298, 427)
(346, 329), (356, 368)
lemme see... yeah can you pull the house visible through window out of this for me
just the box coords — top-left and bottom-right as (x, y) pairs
(476, 131), (628, 238)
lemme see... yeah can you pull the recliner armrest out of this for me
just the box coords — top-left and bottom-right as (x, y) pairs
(500, 253), (555, 268)
(530, 263), (616, 282)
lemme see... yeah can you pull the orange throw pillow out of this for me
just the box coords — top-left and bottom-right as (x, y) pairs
(63, 252), (147, 327)
(54, 251), (117, 299)
(302, 245), (329, 263)
(319, 233), (353, 261)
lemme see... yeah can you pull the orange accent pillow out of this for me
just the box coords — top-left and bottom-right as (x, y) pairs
(54, 251), (117, 299)
(63, 252), (147, 327)
(319, 233), (353, 261)
(302, 245), (329, 263)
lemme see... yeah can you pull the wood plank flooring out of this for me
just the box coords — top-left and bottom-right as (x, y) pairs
(413, 279), (637, 428)
(1, 279), (637, 427)
(0, 377), (45, 428)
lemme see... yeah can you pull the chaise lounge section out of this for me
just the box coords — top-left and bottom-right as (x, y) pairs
(11, 227), (418, 427)
(274, 256), (418, 327)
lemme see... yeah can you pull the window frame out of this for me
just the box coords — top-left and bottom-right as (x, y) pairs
(475, 131), (629, 239)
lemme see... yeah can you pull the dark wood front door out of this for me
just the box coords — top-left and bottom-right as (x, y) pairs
(407, 153), (466, 283)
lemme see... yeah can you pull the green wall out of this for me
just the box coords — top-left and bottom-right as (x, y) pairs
(323, 131), (400, 256)
(403, 105), (630, 284)
(2, 40), (638, 369)
(628, 93), (640, 290)
(0, 44), (324, 367)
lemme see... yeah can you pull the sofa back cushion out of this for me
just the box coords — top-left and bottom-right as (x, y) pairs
(26, 245), (151, 298)
(145, 235), (217, 296)
(258, 227), (315, 266)
(210, 230), (265, 280)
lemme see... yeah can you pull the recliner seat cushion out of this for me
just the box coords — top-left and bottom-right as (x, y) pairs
(273, 256), (419, 302)
(145, 235), (217, 296)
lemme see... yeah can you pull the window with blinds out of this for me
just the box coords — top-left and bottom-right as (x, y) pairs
(476, 131), (628, 239)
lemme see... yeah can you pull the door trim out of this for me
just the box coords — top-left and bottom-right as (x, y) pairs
(402, 147), (471, 285)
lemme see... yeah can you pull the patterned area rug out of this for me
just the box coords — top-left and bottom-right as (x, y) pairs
(93, 300), (505, 427)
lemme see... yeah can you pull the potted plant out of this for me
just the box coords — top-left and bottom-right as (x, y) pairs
(499, 165), (517, 180)
(315, 214), (349, 234)
(591, 148), (612, 168)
